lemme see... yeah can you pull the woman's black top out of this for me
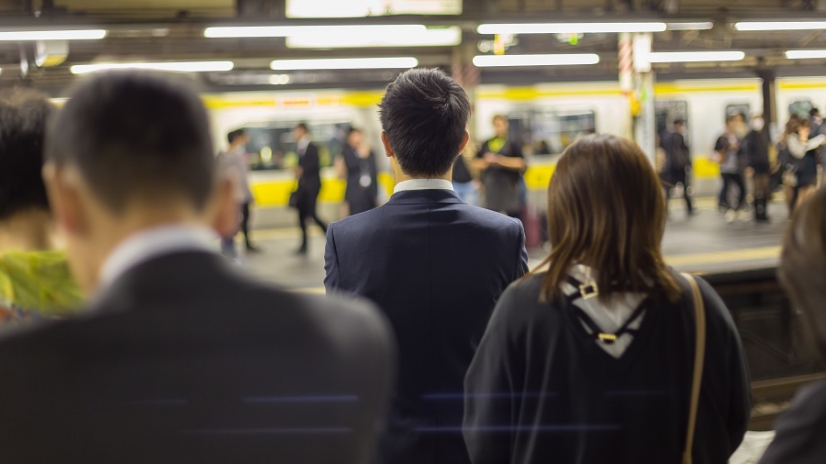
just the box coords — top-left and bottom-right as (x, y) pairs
(463, 271), (751, 464)
(341, 145), (379, 215)
(476, 138), (524, 215)
(797, 144), (819, 188)
(744, 129), (771, 174)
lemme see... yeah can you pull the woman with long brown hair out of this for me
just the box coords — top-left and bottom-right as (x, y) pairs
(463, 134), (750, 464)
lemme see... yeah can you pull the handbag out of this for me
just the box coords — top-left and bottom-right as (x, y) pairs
(288, 190), (299, 209)
(680, 273), (707, 464)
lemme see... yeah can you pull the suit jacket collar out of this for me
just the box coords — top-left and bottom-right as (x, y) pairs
(386, 188), (464, 205)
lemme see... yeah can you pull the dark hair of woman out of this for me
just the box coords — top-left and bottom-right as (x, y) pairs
(535, 133), (681, 304)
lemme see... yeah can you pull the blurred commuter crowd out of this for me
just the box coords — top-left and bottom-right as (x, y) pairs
(0, 69), (823, 464)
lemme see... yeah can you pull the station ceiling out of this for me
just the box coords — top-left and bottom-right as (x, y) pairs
(3, 0), (826, 92)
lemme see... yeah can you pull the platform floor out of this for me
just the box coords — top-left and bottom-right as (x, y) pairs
(236, 198), (790, 291)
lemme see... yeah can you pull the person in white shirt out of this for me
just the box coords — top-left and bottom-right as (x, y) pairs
(217, 128), (260, 257)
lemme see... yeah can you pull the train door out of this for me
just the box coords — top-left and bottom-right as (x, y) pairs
(789, 100), (813, 118)
(655, 99), (689, 142)
(506, 109), (597, 156)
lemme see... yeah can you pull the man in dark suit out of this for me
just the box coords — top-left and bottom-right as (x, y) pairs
(0, 71), (394, 464)
(294, 122), (327, 255)
(324, 68), (529, 464)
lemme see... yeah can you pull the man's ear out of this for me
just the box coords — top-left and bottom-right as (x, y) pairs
(42, 163), (88, 236)
(381, 131), (395, 159)
(458, 129), (470, 155)
(210, 175), (240, 239)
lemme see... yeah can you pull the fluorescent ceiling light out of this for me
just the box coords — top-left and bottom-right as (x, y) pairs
(472, 53), (600, 67)
(648, 51), (745, 63)
(735, 21), (826, 31)
(286, 26), (461, 48)
(0, 29), (106, 41)
(477, 22), (666, 35)
(666, 22), (714, 31)
(70, 61), (234, 74)
(205, 24), (425, 38)
(785, 49), (826, 59)
(270, 57), (418, 70)
(285, 0), (461, 18)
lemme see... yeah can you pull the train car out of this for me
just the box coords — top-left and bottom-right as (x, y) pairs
(203, 76), (826, 227)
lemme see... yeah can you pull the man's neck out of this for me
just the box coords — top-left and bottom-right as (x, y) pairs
(0, 209), (55, 253)
(394, 170), (452, 184)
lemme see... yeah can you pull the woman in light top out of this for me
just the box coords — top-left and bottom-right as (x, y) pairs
(782, 118), (825, 211)
(463, 134), (750, 464)
(0, 90), (82, 323)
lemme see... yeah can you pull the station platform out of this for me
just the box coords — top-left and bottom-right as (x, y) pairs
(237, 197), (790, 291)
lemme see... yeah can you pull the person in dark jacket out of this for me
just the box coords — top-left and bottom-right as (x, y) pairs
(660, 119), (694, 216)
(325, 68), (529, 464)
(759, 187), (826, 464)
(0, 71), (394, 464)
(464, 134), (750, 464)
(474, 115), (526, 218)
(293, 122), (327, 254)
(340, 127), (379, 216)
(744, 115), (772, 222)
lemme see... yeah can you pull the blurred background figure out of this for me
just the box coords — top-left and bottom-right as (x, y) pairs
(760, 187), (826, 464)
(475, 115), (526, 220)
(452, 139), (479, 206)
(660, 118), (695, 216)
(0, 71), (393, 464)
(779, 117), (826, 215)
(744, 115), (772, 222)
(337, 127), (378, 216)
(0, 89), (82, 324)
(464, 134), (750, 464)
(714, 114), (747, 222)
(293, 122), (327, 254)
(218, 128), (260, 258)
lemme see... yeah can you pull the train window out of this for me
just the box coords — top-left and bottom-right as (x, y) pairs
(655, 100), (689, 136)
(725, 103), (750, 120)
(789, 100), (814, 118)
(506, 109), (597, 155)
(242, 122), (350, 171)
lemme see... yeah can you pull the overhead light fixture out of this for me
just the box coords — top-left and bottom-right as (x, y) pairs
(205, 24), (425, 38)
(476, 22), (666, 35)
(785, 49), (826, 59)
(0, 29), (107, 41)
(472, 53), (600, 67)
(270, 57), (417, 70)
(666, 22), (714, 31)
(70, 61), (234, 74)
(735, 21), (826, 31)
(286, 26), (461, 48)
(269, 74), (291, 85)
(648, 51), (745, 63)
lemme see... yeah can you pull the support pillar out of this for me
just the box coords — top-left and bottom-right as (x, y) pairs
(630, 33), (656, 164)
(758, 69), (777, 132)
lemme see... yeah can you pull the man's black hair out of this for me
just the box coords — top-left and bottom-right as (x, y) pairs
(295, 122), (309, 133)
(227, 128), (246, 145)
(0, 89), (53, 220)
(673, 119), (684, 126)
(379, 68), (470, 177)
(811, 107), (821, 117)
(46, 71), (215, 211)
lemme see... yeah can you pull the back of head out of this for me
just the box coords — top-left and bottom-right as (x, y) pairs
(46, 71), (215, 212)
(780, 187), (826, 362)
(379, 68), (470, 177)
(540, 134), (679, 303)
(0, 89), (53, 220)
(227, 129), (246, 145)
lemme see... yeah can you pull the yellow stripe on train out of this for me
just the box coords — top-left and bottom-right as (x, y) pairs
(252, 162), (721, 208)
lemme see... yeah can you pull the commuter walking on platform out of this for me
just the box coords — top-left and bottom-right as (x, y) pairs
(464, 134), (750, 464)
(293, 122), (327, 254)
(325, 68), (529, 464)
(218, 128), (260, 257)
(759, 187), (826, 464)
(714, 115), (747, 222)
(338, 127), (378, 216)
(475, 115), (526, 219)
(0, 89), (82, 324)
(744, 115), (772, 222)
(660, 119), (695, 216)
(0, 72), (394, 464)
(782, 118), (825, 212)
(452, 140), (479, 206)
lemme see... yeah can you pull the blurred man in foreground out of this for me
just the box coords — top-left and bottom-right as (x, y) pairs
(0, 71), (393, 464)
(325, 68), (528, 464)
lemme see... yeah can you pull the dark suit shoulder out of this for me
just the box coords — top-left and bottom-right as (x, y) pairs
(761, 381), (826, 464)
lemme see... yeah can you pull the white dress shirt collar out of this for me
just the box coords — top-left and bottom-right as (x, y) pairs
(393, 179), (454, 194)
(99, 224), (217, 289)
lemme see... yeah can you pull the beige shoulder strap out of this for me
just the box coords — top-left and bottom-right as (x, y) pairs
(680, 273), (707, 464)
